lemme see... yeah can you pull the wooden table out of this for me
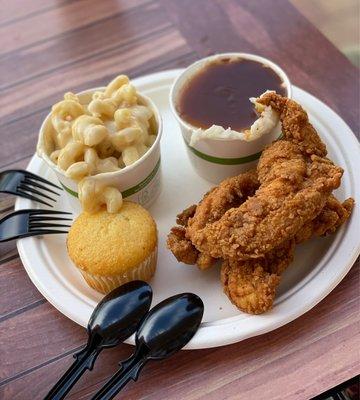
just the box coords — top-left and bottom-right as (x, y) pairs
(0, 1), (359, 399)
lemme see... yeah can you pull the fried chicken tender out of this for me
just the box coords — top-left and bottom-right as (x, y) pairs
(295, 195), (354, 243)
(166, 170), (259, 269)
(257, 91), (327, 157)
(188, 169), (259, 232)
(167, 226), (216, 269)
(221, 240), (295, 314)
(221, 196), (354, 314)
(188, 95), (343, 260)
(167, 226), (200, 266)
(176, 204), (197, 227)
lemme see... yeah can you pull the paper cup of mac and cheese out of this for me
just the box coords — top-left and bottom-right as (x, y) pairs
(37, 83), (162, 215)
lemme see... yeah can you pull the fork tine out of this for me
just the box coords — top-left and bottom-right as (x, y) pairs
(29, 222), (71, 229)
(18, 184), (56, 202)
(28, 209), (72, 215)
(15, 190), (53, 207)
(29, 216), (73, 222)
(23, 178), (60, 196)
(23, 170), (62, 190)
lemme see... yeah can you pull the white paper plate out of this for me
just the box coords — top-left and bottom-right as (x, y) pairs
(15, 69), (360, 349)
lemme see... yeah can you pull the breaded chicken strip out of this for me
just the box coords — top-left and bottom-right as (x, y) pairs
(221, 197), (354, 314)
(257, 91), (327, 157)
(190, 143), (343, 260)
(167, 226), (200, 266)
(167, 225), (216, 269)
(188, 169), (259, 232)
(167, 170), (259, 269)
(221, 240), (295, 314)
(295, 195), (354, 243)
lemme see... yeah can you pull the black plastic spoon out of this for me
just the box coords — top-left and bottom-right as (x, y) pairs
(91, 292), (204, 400)
(44, 281), (153, 400)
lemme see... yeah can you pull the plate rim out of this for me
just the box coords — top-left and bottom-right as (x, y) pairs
(15, 69), (360, 349)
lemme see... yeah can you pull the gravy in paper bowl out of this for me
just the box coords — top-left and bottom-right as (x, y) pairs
(170, 53), (292, 183)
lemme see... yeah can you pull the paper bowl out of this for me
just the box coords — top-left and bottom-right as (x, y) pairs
(37, 88), (162, 214)
(169, 53), (292, 183)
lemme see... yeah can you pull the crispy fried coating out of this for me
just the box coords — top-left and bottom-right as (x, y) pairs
(167, 170), (259, 269)
(221, 240), (295, 314)
(295, 195), (354, 243)
(167, 226), (200, 265)
(176, 205), (197, 226)
(188, 95), (343, 260)
(221, 195), (354, 314)
(257, 91), (327, 157)
(167, 226), (216, 269)
(167, 206), (200, 266)
(190, 145), (342, 260)
(188, 169), (259, 232)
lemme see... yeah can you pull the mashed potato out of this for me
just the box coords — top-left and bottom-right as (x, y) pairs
(189, 91), (279, 146)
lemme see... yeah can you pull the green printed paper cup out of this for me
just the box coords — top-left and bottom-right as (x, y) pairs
(170, 53), (292, 183)
(37, 89), (162, 215)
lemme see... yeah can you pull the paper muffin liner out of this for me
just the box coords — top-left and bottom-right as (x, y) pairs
(78, 246), (157, 294)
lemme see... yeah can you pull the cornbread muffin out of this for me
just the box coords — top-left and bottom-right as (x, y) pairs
(67, 201), (157, 293)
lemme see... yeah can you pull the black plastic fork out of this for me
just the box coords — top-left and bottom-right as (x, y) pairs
(0, 209), (72, 242)
(0, 169), (62, 206)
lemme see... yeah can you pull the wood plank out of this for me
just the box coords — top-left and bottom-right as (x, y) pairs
(0, 246), (18, 265)
(0, 302), (85, 381)
(0, 1), (171, 91)
(0, 257), (44, 320)
(0, 195), (17, 265)
(0, 158), (58, 320)
(0, 227), (18, 270)
(0, 343), (134, 399)
(161, 0), (359, 132)
(0, 0), (150, 55)
(0, 196), (15, 215)
(0, 156), (32, 178)
(0, 0), (69, 26)
(0, 28), (188, 123)
(0, 262), (358, 398)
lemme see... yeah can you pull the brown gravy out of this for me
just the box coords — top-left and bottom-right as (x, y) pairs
(177, 58), (286, 131)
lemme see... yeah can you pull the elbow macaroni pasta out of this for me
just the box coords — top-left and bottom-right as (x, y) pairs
(72, 115), (108, 147)
(78, 178), (123, 214)
(47, 75), (156, 213)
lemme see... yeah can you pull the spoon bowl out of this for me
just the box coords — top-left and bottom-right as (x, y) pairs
(137, 293), (204, 359)
(88, 280), (153, 348)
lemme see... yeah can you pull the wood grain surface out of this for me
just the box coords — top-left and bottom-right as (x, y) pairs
(0, 1), (359, 399)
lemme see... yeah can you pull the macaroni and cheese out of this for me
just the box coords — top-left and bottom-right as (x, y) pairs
(47, 75), (156, 213)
